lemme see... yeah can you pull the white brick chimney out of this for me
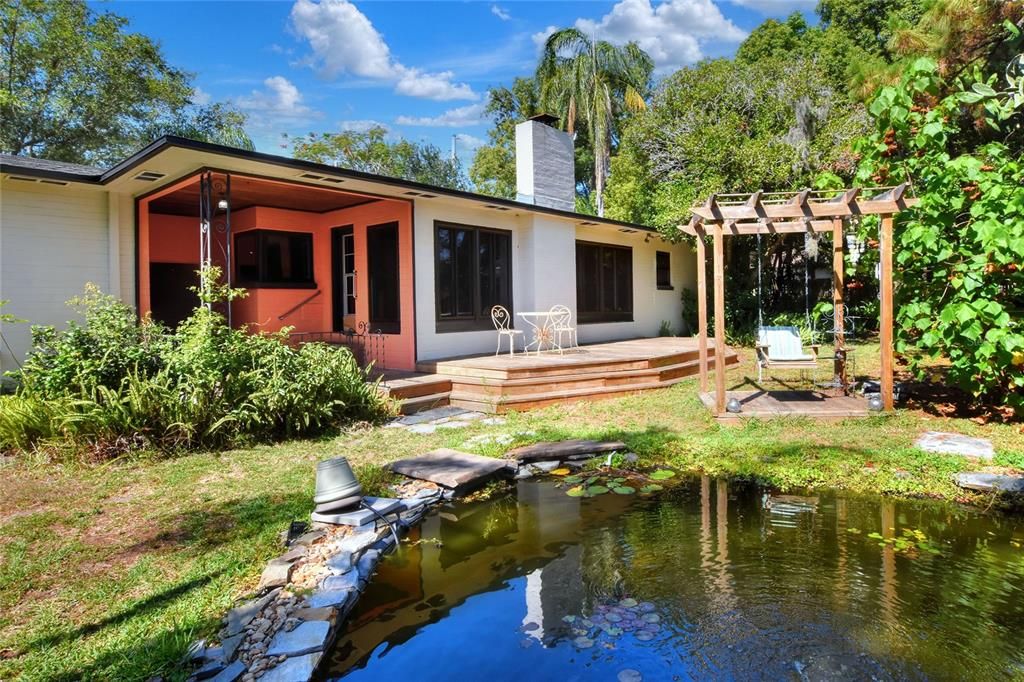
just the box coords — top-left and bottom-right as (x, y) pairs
(515, 114), (575, 212)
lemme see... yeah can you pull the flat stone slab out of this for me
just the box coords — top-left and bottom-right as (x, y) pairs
(224, 588), (280, 638)
(311, 498), (399, 527)
(266, 620), (330, 657)
(209, 661), (246, 682)
(916, 431), (994, 459)
(955, 472), (1024, 493)
(507, 439), (628, 463)
(394, 406), (468, 426)
(389, 449), (509, 490)
(307, 588), (354, 609)
(261, 653), (322, 682)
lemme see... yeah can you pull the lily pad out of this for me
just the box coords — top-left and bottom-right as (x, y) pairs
(585, 476), (600, 485)
(639, 484), (663, 494)
(586, 485), (610, 496)
(563, 475), (584, 484)
(642, 613), (660, 624)
(605, 612), (622, 623)
(612, 486), (636, 495)
(573, 636), (594, 649)
(638, 602), (656, 612)
(566, 486), (586, 498)
(604, 626), (623, 637)
(619, 598), (638, 608)
(550, 468), (571, 476)
(649, 469), (676, 481)
(635, 630), (655, 642)
(562, 615), (576, 623)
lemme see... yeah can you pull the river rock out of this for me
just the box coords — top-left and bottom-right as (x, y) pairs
(224, 589), (281, 638)
(955, 472), (1024, 493)
(266, 621), (329, 657)
(916, 431), (994, 459)
(531, 460), (562, 472)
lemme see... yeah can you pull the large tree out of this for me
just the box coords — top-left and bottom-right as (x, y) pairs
(288, 126), (467, 190)
(0, 0), (251, 164)
(469, 77), (541, 199)
(536, 28), (653, 216)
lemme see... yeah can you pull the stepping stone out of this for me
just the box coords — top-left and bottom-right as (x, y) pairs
(916, 432), (994, 459)
(261, 653), (322, 682)
(395, 406), (468, 426)
(955, 473), (1024, 493)
(266, 620), (330, 657)
(507, 439), (628, 463)
(310, 497), (401, 527)
(389, 449), (510, 491)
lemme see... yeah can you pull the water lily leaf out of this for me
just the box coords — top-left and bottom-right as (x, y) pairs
(562, 615), (576, 623)
(566, 486), (586, 498)
(639, 484), (663, 494)
(585, 476), (600, 485)
(573, 636), (594, 649)
(563, 475), (584, 484)
(619, 598), (638, 608)
(612, 486), (636, 495)
(604, 626), (623, 637)
(642, 613), (660, 624)
(550, 468), (571, 476)
(649, 469), (676, 480)
(586, 485), (610, 496)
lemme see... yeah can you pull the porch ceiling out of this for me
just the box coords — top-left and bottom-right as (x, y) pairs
(148, 174), (380, 216)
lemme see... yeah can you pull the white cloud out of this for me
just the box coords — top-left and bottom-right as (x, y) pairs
(567, 0), (747, 72)
(289, 0), (478, 101)
(191, 86), (212, 106)
(235, 76), (320, 129)
(455, 133), (487, 150)
(532, 25), (558, 49)
(395, 103), (486, 127)
(727, 0), (816, 13)
(491, 4), (511, 21)
(337, 119), (389, 132)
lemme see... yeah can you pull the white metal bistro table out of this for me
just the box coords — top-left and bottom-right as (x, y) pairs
(517, 311), (557, 355)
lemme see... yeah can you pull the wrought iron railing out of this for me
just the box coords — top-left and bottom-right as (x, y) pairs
(290, 321), (386, 370)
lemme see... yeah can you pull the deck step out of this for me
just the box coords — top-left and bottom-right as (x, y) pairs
(395, 390), (452, 415)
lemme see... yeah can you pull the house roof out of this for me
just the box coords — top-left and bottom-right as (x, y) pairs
(0, 153), (103, 181)
(0, 136), (658, 233)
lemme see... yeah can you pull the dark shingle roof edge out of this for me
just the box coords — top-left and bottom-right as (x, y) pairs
(0, 153), (104, 181)
(2, 136), (659, 233)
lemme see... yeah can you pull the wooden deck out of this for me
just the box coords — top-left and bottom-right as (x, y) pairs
(390, 338), (739, 414)
(699, 390), (871, 421)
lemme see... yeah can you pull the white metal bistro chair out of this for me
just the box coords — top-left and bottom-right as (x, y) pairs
(756, 325), (820, 383)
(491, 305), (523, 356)
(548, 304), (577, 354)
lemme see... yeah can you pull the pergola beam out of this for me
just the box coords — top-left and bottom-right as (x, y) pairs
(689, 183), (916, 222)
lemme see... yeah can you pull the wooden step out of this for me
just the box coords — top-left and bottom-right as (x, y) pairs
(396, 390), (452, 415)
(450, 354), (738, 398)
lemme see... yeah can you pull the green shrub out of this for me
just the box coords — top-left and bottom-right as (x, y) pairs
(1, 269), (389, 457)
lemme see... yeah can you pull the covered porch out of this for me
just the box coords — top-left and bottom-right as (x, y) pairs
(136, 170), (417, 370)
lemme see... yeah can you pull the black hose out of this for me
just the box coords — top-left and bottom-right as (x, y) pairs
(360, 499), (401, 550)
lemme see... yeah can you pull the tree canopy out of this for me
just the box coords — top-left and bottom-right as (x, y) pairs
(288, 126), (467, 190)
(0, 0), (251, 165)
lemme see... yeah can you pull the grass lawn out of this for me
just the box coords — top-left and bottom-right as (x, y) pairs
(2, 341), (1022, 681)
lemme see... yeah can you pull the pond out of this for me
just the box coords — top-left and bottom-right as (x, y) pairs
(319, 478), (1024, 680)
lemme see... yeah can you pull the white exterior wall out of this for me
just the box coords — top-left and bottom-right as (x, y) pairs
(0, 180), (124, 375)
(412, 197), (695, 364)
(574, 225), (693, 343)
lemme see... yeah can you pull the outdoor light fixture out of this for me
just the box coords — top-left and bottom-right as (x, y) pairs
(217, 198), (229, 211)
(726, 398), (742, 413)
(868, 395), (884, 411)
(313, 456), (363, 513)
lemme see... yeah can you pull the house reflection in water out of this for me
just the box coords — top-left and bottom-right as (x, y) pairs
(322, 480), (634, 675)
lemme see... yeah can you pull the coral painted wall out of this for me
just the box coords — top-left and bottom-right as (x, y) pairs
(142, 199), (415, 370)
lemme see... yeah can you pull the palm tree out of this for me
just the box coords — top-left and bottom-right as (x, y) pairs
(537, 28), (653, 216)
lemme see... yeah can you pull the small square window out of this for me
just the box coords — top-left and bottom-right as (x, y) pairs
(656, 251), (672, 290)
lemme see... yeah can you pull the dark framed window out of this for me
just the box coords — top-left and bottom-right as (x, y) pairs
(367, 221), (401, 334)
(656, 251), (672, 289)
(576, 241), (633, 323)
(235, 229), (315, 288)
(435, 221), (512, 331)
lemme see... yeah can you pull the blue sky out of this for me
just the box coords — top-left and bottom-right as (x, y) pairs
(101, 0), (816, 167)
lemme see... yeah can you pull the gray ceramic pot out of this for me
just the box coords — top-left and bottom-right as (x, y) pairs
(314, 457), (363, 505)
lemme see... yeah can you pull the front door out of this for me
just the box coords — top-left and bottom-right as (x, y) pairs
(331, 225), (355, 332)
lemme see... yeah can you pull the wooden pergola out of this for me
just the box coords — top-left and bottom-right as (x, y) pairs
(682, 184), (918, 416)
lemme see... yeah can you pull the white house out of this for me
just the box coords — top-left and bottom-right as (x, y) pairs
(0, 115), (695, 375)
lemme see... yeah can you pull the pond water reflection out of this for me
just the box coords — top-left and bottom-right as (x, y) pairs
(320, 478), (1024, 680)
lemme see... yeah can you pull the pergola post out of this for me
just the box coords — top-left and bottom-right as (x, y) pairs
(879, 214), (895, 410)
(713, 221), (726, 414)
(695, 223), (709, 393)
(832, 217), (846, 389)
